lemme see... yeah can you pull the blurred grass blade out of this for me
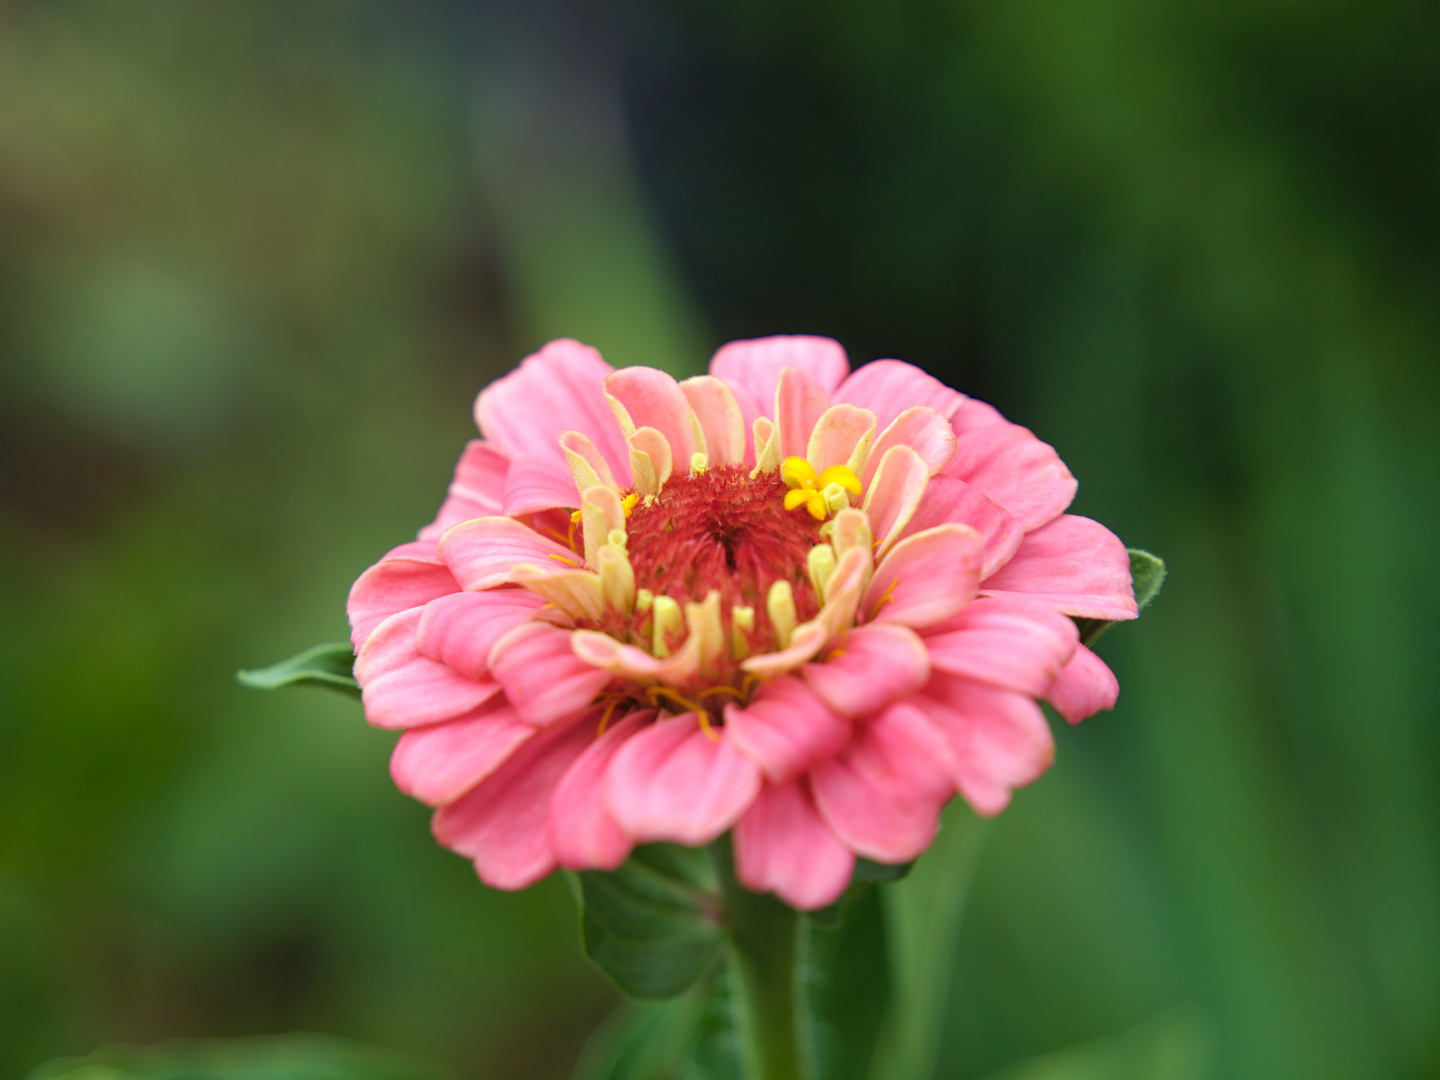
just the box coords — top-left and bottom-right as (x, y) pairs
(236, 642), (359, 698)
(1078, 549), (1167, 647)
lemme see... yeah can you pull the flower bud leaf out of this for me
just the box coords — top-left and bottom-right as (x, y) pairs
(578, 843), (725, 1000)
(235, 642), (360, 698)
(1076, 548), (1167, 647)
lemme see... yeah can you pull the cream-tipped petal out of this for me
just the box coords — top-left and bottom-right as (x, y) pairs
(685, 591), (725, 683)
(751, 416), (781, 476)
(731, 605), (755, 659)
(807, 544), (837, 600)
(628, 426), (673, 496)
(598, 544), (636, 615)
(652, 595), (683, 657)
(680, 375), (746, 466)
(510, 564), (605, 623)
(806, 404), (876, 476)
(863, 444), (930, 559)
(766, 580), (798, 649)
(581, 485), (625, 569)
(829, 508), (872, 562)
(561, 430), (619, 499)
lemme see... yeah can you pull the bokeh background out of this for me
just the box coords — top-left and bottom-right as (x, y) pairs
(2, 1), (1438, 1077)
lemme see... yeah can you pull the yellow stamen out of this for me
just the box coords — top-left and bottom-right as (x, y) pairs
(817, 465), (861, 499)
(622, 492), (639, 517)
(548, 552), (580, 566)
(651, 595), (683, 657)
(804, 490), (828, 520)
(570, 509), (583, 524)
(739, 671), (769, 698)
(596, 695), (626, 735)
(869, 577), (899, 621)
(784, 488), (813, 512)
(781, 456), (818, 490)
(642, 685), (720, 741)
(696, 684), (746, 699)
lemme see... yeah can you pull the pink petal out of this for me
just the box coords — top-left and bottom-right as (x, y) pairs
(734, 779), (855, 911)
(431, 710), (597, 890)
(864, 445), (930, 557)
(810, 702), (956, 863)
(862, 407), (956, 488)
(710, 335), (850, 417)
(1046, 643), (1119, 724)
(354, 609), (500, 728)
(473, 339), (629, 484)
(548, 710), (653, 870)
(942, 422), (1077, 532)
(805, 404), (876, 473)
(904, 474), (1022, 580)
(390, 701), (536, 806)
(723, 676), (851, 782)
(414, 588), (547, 680)
(863, 524), (983, 629)
(802, 624), (930, 717)
(604, 714), (762, 846)
(503, 453), (587, 516)
(776, 366), (832, 460)
(418, 440), (510, 541)
(910, 673), (1054, 816)
(488, 622), (613, 727)
(921, 596), (1078, 697)
(680, 375), (746, 466)
(605, 366), (701, 468)
(834, 358), (964, 434)
(347, 544), (459, 652)
(439, 517), (581, 591)
(949, 396), (1010, 432)
(980, 514), (1138, 620)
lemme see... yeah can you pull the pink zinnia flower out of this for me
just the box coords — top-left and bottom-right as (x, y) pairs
(347, 336), (1136, 911)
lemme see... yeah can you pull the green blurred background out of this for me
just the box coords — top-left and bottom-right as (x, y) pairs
(1, 1), (1437, 1077)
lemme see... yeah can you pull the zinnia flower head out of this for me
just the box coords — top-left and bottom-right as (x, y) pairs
(348, 336), (1136, 910)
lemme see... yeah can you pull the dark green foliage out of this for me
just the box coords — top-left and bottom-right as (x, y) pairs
(577, 846), (726, 1000)
(236, 644), (360, 699)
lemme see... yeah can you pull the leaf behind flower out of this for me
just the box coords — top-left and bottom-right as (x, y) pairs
(236, 642), (360, 698)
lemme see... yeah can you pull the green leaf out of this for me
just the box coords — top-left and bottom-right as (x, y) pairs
(578, 843), (726, 999)
(26, 1033), (456, 1080)
(797, 884), (891, 1080)
(236, 642), (360, 699)
(1075, 548), (1168, 647)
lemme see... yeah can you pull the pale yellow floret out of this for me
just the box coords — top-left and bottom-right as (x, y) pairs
(807, 544), (837, 600)
(651, 595), (683, 658)
(607, 527), (628, 549)
(821, 481), (851, 517)
(690, 451), (709, 476)
(731, 605), (755, 660)
(766, 580), (798, 649)
(635, 588), (654, 613)
(598, 544), (636, 614)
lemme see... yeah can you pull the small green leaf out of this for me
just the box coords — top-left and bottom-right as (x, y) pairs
(578, 843), (726, 999)
(236, 642), (360, 698)
(1076, 548), (1168, 647)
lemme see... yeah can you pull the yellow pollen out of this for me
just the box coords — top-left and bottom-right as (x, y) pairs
(622, 492), (639, 517)
(780, 456), (860, 520)
(570, 509), (583, 524)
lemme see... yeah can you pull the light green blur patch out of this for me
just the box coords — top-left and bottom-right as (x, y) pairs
(978, 1010), (1210, 1080)
(26, 1034), (456, 1080)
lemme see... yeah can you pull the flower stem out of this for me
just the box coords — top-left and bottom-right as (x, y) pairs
(713, 837), (801, 1080)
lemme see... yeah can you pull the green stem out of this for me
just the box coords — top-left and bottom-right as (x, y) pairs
(713, 837), (801, 1080)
